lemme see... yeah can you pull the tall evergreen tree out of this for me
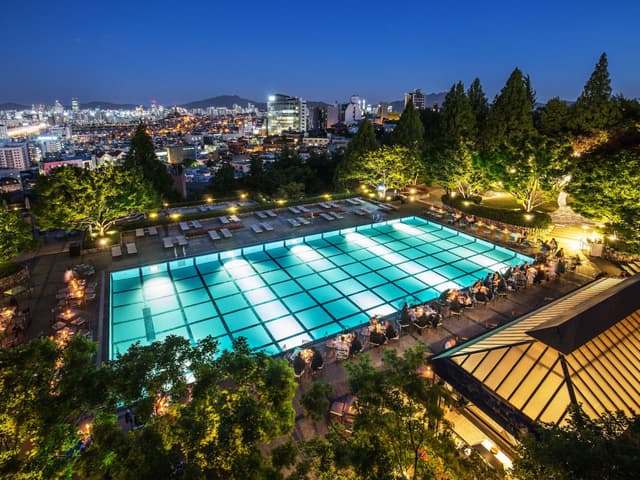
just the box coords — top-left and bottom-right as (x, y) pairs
(390, 99), (425, 153)
(485, 68), (536, 147)
(467, 77), (489, 142)
(124, 122), (174, 199)
(335, 118), (378, 188)
(538, 97), (571, 137)
(573, 52), (620, 130)
(440, 81), (475, 145)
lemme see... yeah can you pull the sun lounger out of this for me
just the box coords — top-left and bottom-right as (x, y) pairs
(288, 218), (301, 227)
(229, 214), (241, 223)
(328, 202), (339, 208)
(220, 228), (232, 239)
(297, 216), (310, 225)
(126, 242), (138, 254)
(163, 237), (174, 248)
(135, 228), (145, 237)
(147, 226), (158, 235)
(265, 210), (277, 217)
(320, 213), (335, 221)
(319, 202), (330, 209)
(111, 245), (122, 258)
(176, 235), (188, 246)
(219, 216), (230, 224)
(261, 222), (274, 231)
(192, 220), (202, 229)
(208, 230), (221, 240)
(354, 208), (368, 216)
(330, 211), (344, 220)
(346, 198), (359, 205)
(199, 205), (208, 212)
(288, 206), (301, 214)
(251, 224), (264, 234)
(255, 211), (267, 219)
(179, 221), (190, 231)
(298, 206), (311, 213)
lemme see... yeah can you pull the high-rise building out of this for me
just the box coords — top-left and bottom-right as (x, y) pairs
(71, 98), (79, 113)
(0, 124), (8, 140)
(0, 143), (30, 170)
(54, 100), (64, 114)
(404, 89), (426, 110)
(267, 94), (307, 135)
(343, 95), (364, 124)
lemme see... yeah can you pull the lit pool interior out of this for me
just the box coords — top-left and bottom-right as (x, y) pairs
(109, 216), (532, 359)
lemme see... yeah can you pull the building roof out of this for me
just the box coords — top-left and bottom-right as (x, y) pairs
(432, 276), (640, 432)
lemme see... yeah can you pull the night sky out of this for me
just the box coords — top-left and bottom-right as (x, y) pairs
(2, 0), (639, 106)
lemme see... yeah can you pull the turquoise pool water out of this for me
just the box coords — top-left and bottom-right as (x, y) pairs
(109, 216), (531, 359)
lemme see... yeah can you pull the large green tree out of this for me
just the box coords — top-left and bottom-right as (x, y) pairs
(440, 81), (475, 145)
(513, 406), (640, 480)
(0, 336), (106, 479)
(467, 77), (489, 143)
(346, 145), (424, 193)
(538, 97), (571, 137)
(335, 118), (378, 189)
(34, 164), (159, 236)
(124, 122), (174, 198)
(572, 52), (621, 131)
(485, 68), (536, 148)
(566, 127), (640, 250)
(0, 209), (34, 263)
(390, 100), (425, 154)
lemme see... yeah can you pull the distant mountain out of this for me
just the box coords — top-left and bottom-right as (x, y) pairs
(80, 101), (138, 110)
(180, 95), (264, 110)
(390, 92), (447, 112)
(0, 102), (29, 111)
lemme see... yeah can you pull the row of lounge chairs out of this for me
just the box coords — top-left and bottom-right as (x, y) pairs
(180, 220), (202, 231)
(250, 222), (275, 234)
(111, 242), (138, 258)
(135, 227), (158, 237)
(254, 210), (278, 219)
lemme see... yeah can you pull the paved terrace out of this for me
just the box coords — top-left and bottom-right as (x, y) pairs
(18, 196), (618, 440)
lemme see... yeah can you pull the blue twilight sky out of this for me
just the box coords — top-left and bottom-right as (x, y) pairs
(1, 0), (638, 106)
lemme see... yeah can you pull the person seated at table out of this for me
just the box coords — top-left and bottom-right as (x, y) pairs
(369, 328), (387, 346)
(310, 348), (324, 372)
(384, 320), (398, 340)
(483, 273), (494, 289)
(495, 275), (508, 294)
(413, 310), (430, 329)
(293, 353), (306, 376)
(349, 335), (363, 357)
(399, 303), (412, 328)
(555, 247), (565, 259)
(549, 238), (558, 253)
(472, 280), (491, 302)
(534, 266), (546, 284)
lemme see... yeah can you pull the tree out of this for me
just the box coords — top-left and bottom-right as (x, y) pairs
(572, 52), (621, 131)
(301, 381), (334, 422)
(566, 128), (640, 250)
(335, 118), (378, 189)
(427, 144), (486, 199)
(34, 164), (159, 236)
(513, 406), (640, 480)
(0, 336), (107, 479)
(124, 122), (174, 198)
(390, 100), (425, 154)
(485, 68), (536, 148)
(0, 208), (34, 263)
(538, 97), (571, 137)
(440, 81), (475, 145)
(467, 77), (489, 142)
(345, 145), (424, 193)
(209, 160), (237, 195)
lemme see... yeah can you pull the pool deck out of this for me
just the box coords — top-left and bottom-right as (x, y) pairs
(21, 195), (607, 362)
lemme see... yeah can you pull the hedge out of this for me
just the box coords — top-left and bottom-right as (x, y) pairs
(442, 195), (552, 229)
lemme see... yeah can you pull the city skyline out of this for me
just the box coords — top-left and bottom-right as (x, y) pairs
(1, 0), (639, 106)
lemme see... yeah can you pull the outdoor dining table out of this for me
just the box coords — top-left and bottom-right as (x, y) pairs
(57, 309), (80, 322)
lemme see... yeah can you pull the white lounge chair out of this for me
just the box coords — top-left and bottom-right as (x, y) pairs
(147, 226), (158, 235)
(346, 198), (359, 205)
(219, 216), (230, 225)
(179, 222), (190, 231)
(328, 202), (339, 208)
(163, 237), (174, 248)
(255, 211), (267, 219)
(199, 205), (208, 212)
(261, 222), (274, 231)
(319, 202), (330, 209)
(111, 245), (122, 258)
(320, 213), (335, 221)
(135, 228), (145, 237)
(297, 217), (310, 225)
(288, 206), (301, 214)
(265, 210), (277, 217)
(208, 230), (221, 241)
(330, 211), (344, 220)
(221, 228), (232, 238)
(288, 218), (301, 227)
(251, 224), (264, 234)
(126, 242), (138, 254)
(229, 214), (241, 223)
(176, 235), (188, 246)
(192, 220), (202, 229)
(298, 206), (311, 213)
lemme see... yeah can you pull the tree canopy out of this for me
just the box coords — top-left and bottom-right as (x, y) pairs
(124, 122), (174, 198)
(335, 118), (378, 189)
(0, 208), (34, 263)
(390, 100), (425, 153)
(34, 164), (160, 236)
(348, 145), (424, 192)
(440, 81), (475, 145)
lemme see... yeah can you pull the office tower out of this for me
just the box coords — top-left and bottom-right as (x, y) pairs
(72, 98), (79, 113)
(267, 94), (307, 135)
(404, 89), (426, 110)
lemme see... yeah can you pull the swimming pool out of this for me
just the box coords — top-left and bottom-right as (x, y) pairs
(109, 216), (531, 359)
